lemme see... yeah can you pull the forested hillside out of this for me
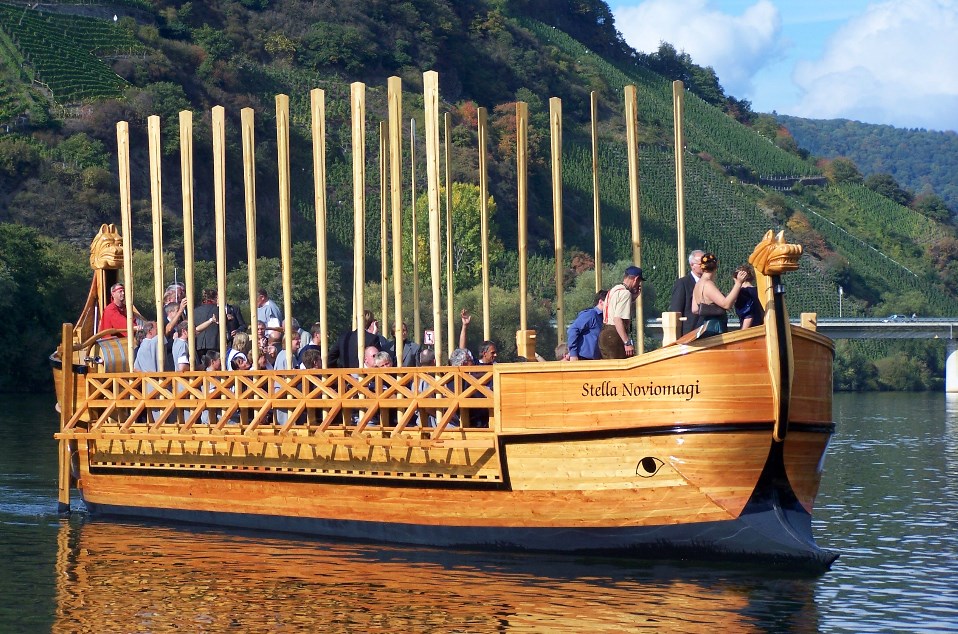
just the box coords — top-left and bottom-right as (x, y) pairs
(1, 0), (956, 392)
(777, 115), (958, 215)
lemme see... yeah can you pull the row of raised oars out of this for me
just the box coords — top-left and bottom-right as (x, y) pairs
(112, 71), (689, 370)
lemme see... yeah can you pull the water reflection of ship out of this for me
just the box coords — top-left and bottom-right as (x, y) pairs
(54, 519), (821, 632)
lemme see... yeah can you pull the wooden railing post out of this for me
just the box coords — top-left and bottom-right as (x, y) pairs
(58, 323), (74, 514)
(661, 312), (682, 346)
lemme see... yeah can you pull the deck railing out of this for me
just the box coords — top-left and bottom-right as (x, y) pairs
(63, 366), (496, 449)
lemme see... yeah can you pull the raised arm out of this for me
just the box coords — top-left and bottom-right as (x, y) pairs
(196, 312), (217, 333)
(703, 270), (747, 310)
(164, 298), (187, 337)
(459, 308), (471, 349)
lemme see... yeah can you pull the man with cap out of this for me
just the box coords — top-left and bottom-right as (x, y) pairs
(598, 265), (644, 359)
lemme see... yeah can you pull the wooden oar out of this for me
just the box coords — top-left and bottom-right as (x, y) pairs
(550, 97), (564, 343)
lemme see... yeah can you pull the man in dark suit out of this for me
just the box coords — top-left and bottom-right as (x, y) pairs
(668, 249), (704, 336)
(326, 310), (389, 368)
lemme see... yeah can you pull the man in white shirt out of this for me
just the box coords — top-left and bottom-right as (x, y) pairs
(256, 288), (282, 326)
(598, 266), (644, 359)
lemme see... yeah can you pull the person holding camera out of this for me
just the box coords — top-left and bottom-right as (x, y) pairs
(598, 266), (644, 359)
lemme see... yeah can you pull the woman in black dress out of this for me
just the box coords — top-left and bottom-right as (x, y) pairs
(733, 264), (764, 328)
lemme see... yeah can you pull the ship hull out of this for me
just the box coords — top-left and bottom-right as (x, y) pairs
(83, 499), (834, 566)
(60, 325), (836, 568)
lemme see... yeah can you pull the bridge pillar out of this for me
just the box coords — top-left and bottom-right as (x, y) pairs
(947, 340), (958, 393)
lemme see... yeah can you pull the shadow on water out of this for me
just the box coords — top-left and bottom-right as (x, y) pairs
(49, 516), (823, 633)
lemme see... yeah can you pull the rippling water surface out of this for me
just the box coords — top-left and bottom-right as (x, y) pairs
(1, 393), (956, 632)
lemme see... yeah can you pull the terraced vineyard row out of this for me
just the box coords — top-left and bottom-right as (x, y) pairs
(831, 183), (941, 249)
(0, 22), (28, 120)
(0, 77), (27, 121)
(798, 198), (958, 315)
(560, 140), (841, 316)
(0, 3), (141, 103)
(523, 19), (817, 177)
(14, 0), (152, 9)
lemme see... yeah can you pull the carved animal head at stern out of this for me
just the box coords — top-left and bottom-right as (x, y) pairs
(90, 224), (124, 270)
(749, 230), (802, 277)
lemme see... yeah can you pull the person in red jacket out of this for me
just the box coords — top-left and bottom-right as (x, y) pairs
(100, 283), (141, 338)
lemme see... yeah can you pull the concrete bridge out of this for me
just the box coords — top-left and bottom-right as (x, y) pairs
(647, 316), (958, 392)
(809, 317), (958, 340)
(808, 317), (958, 393)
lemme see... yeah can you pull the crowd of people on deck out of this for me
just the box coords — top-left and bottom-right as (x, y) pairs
(109, 249), (761, 377)
(103, 252), (763, 429)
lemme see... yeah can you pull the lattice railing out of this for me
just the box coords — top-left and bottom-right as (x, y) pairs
(63, 367), (496, 447)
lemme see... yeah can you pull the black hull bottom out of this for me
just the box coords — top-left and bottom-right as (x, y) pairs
(81, 497), (837, 571)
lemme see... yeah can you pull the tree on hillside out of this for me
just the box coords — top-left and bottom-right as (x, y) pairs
(0, 136), (41, 179)
(753, 114), (779, 142)
(864, 173), (912, 207)
(129, 82), (192, 154)
(0, 224), (88, 391)
(300, 22), (378, 74)
(56, 133), (109, 171)
(509, 0), (633, 63)
(912, 194), (953, 224)
(724, 95), (754, 124)
(406, 183), (504, 290)
(638, 43), (726, 108)
(823, 157), (863, 184)
(758, 192), (791, 223)
(928, 236), (958, 293)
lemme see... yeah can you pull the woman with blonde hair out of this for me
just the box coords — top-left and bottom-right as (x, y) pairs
(691, 253), (748, 333)
(227, 331), (252, 369)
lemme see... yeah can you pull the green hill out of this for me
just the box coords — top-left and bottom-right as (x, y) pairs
(777, 115), (958, 215)
(0, 3), (142, 107)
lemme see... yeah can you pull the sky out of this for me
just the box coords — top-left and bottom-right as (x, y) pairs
(606, 0), (958, 132)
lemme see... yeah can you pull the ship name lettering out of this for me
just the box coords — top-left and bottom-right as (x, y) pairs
(620, 380), (702, 401)
(581, 381), (618, 397)
(581, 380), (700, 401)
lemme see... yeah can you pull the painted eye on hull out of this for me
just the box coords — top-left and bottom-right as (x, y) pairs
(636, 456), (664, 477)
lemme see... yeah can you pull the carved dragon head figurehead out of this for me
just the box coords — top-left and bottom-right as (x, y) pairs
(89, 224), (124, 270)
(749, 230), (802, 277)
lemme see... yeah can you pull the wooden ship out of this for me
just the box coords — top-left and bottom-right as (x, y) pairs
(51, 72), (838, 568)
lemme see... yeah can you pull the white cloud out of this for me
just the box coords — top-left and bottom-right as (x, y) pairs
(613, 0), (782, 96)
(791, 0), (958, 130)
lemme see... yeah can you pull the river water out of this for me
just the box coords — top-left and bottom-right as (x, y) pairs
(1, 392), (956, 632)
